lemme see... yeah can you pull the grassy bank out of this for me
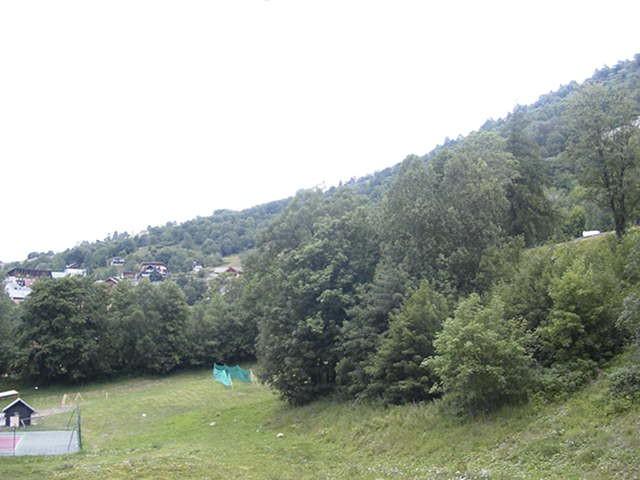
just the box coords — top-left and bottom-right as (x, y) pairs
(1, 358), (639, 480)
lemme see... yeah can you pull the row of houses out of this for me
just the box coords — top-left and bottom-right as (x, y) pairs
(102, 264), (242, 287)
(3, 260), (243, 303)
(3, 266), (87, 303)
(101, 261), (170, 287)
(3, 261), (170, 303)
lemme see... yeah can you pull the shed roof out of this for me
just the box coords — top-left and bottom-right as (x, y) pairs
(2, 398), (36, 414)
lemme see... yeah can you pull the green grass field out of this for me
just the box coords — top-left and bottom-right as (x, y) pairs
(1, 359), (639, 480)
(221, 254), (242, 268)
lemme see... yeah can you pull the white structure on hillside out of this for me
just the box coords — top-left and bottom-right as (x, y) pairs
(51, 267), (87, 279)
(3, 267), (86, 303)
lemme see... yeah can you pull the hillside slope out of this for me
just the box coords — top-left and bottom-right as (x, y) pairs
(1, 352), (638, 480)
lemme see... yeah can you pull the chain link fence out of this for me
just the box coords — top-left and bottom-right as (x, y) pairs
(0, 406), (81, 456)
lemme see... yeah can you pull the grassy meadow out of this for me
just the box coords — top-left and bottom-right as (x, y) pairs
(1, 357), (639, 480)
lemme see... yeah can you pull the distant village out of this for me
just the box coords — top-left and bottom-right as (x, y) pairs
(3, 257), (242, 303)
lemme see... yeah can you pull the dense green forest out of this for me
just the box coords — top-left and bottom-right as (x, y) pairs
(1, 54), (640, 417)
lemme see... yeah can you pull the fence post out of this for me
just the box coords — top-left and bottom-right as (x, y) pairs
(12, 427), (16, 456)
(77, 407), (82, 451)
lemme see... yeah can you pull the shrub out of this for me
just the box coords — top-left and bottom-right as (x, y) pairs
(622, 231), (640, 284)
(537, 359), (599, 398)
(427, 294), (535, 415)
(497, 248), (554, 331)
(536, 258), (623, 366)
(617, 291), (640, 344)
(609, 364), (640, 400)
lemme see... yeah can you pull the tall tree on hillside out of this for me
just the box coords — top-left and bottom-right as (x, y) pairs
(17, 278), (112, 382)
(107, 280), (144, 371)
(137, 281), (190, 374)
(108, 280), (190, 374)
(566, 84), (640, 238)
(0, 295), (19, 375)
(186, 278), (257, 366)
(505, 107), (554, 245)
(254, 191), (380, 404)
(381, 133), (517, 293)
(365, 281), (449, 404)
(336, 258), (412, 398)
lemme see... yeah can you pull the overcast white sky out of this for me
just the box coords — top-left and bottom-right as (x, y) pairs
(1, 1), (639, 261)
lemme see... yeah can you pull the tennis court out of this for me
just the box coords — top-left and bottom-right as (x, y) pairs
(0, 433), (21, 451)
(0, 406), (81, 456)
(0, 430), (79, 456)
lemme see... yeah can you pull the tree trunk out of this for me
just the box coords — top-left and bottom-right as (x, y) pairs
(614, 215), (626, 239)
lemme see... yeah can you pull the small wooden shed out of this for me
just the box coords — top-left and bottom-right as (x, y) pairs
(2, 398), (36, 427)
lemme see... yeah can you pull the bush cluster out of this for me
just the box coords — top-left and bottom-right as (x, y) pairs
(609, 364), (640, 399)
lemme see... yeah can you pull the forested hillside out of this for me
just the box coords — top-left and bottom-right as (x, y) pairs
(3, 56), (639, 277)
(1, 199), (290, 277)
(1, 168), (397, 282)
(1, 54), (640, 420)
(243, 54), (640, 409)
(482, 55), (640, 236)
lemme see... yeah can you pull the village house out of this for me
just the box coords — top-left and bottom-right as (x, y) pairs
(51, 267), (87, 279)
(5, 267), (52, 285)
(212, 266), (243, 277)
(3, 266), (86, 303)
(98, 269), (142, 288)
(110, 256), (125, 266)
(136, 261), (169, 282)
(100, 271), (136, 285)
(3, 268), (52, 303)
(104, 276), (121, 287)
(122, 271), (136, 280)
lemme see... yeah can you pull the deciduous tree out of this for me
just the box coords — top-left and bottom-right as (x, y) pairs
(566, 84), (640, 238)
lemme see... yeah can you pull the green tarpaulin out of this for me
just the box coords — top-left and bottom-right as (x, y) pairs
(212, 364), (252, 387)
